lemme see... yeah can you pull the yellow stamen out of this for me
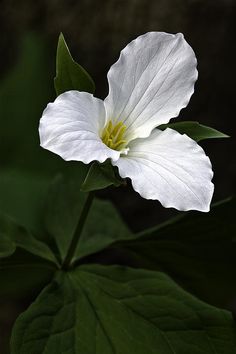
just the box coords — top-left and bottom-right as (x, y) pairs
(101, 120), (127, 151)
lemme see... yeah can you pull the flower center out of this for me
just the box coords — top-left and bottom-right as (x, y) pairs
(101, 120), (127, 151)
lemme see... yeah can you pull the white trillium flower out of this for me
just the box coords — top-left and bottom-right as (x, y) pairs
(39, 32), (214, 212)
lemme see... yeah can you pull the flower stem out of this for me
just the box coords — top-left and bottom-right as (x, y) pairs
(62, 192), (94, 270)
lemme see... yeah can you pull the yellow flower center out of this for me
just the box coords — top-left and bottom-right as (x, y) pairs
(101, 120), (127, 151)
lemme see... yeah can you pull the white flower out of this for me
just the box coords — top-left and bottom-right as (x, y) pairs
(39, 32), (214, 212)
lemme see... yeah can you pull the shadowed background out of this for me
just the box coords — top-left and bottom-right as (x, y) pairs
(0, 0), (235, 352)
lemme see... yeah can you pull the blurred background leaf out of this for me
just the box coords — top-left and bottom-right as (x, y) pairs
(108, 198), (236, 312)
(0, 32), (67, 176)
(0, 169), (50, 233)
(44, 173), (131, 264)
(0, 211), (57, 264)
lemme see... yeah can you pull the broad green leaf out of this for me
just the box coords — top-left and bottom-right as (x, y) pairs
(0, 170), (59, 299)
(114, 198), (236, 309)
(0, 250), (56, 299)
(0, 192), (58, 298)
(43, 172), (87, 262)
(44, 174), (131, 264)
(54, 33), (95, 96)
(81, 162), (122, 192)
(76, 198), (131, 261)
(11, 265), (236, 354)
(159, 121), (229, 141)
(0, 212), (57, 264)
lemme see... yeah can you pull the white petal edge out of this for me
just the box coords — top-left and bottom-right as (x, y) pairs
(113, 128), (214, 212)
(39, 91), (120, 164)
(104, 32), (198, 142)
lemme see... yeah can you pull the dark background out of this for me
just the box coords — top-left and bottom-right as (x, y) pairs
(0, 0), (235, 352)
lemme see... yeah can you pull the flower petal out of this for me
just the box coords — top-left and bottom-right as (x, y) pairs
(39, 91), (120, 164)
(113, 128), (214, 212)
(104, 32), (198, 141)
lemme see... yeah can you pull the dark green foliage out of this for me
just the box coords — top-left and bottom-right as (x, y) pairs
(114, 198), (236, 308)
(159, 121), (229, 141)
(54, 33), (95, 96)
(81, 162), (123, 192)
(11, 265), (236, 354)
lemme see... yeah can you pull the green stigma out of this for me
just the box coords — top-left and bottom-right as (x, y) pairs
(101, 120), (127, 151)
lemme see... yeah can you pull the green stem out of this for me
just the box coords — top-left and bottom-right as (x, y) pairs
(62, 192), (94, 269)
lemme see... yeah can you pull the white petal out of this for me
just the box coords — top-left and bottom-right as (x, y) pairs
(104, 32), (198, 141)
(39, 91), (120, 164)
(113, 128), (214, 212)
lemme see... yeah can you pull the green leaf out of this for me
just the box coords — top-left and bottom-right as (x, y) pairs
(0, 193), (59, 299)
(54, 33), (95, 96)
(115, 198), (236, 309)
(81, 162), (123, 192)
(159, 121), (229, 141)
(43, 172), (87, 262)
(11, 265), (236, 354)
(0, 171), (59, 298)
(76, 198), (131, 261)
(0, 212), (57, 265)
(44, 173), (131, 264)
(0, 250), (56, 299)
